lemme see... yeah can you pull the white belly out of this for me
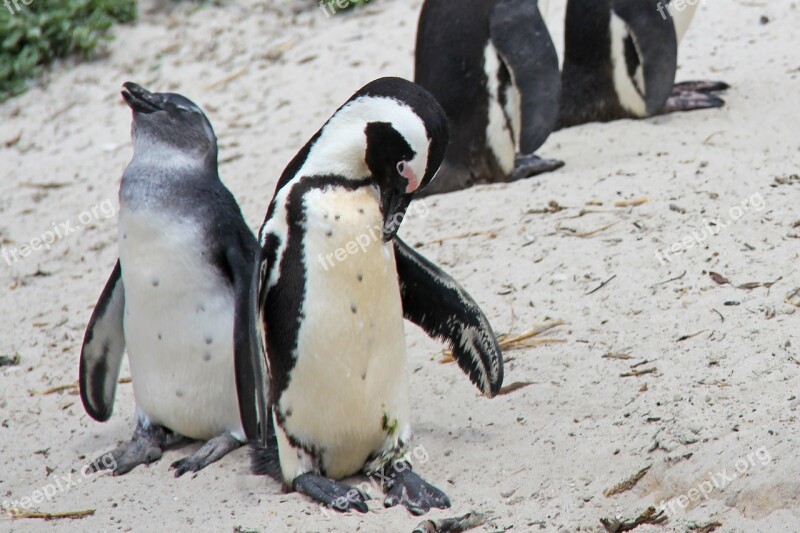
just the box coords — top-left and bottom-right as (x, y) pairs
(119, 209), (243, 440)
(278, 187), (410, 479)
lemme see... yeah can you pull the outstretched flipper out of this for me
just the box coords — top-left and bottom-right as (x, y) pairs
(490, 0), (561, 163)
(394, 237), (503, 397)
(79, 261), (126, 422)
(612, 0), (678, 115)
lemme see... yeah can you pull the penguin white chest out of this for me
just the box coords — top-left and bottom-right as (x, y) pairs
(278, 187), (411, 479)
(118, 208), (243, 440)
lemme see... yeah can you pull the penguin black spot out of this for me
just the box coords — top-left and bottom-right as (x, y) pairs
(203, 352), (212, 362)
(152, 278), (160, 287)
(205, 336), (213, 345)
(286, 408), (293, 418)
(357, 273), (363, 282)
(326, 230), (333, 238)
(351, 304), (358, 314)
(197, 304), (206, 313)
(123, 233), (127, 240)
(176, 390), (184, 398)
(358, 208), (365, 215)
(335, 215), (341, 221)
(157, 332), (163, 340)
(361, 372), (367, 381)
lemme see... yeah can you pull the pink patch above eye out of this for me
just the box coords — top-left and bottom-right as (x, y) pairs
(399, 163), (419, 194)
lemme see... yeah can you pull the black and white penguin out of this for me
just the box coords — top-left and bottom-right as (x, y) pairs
(556, 0), (729, 127)
(238, 77), (503, 514)
(79, 83), (258, 476)
(414, 0), (563, 196)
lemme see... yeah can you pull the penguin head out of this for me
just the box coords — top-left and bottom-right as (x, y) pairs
(121, 82), (217, 167)
(353, 78), (449, 241)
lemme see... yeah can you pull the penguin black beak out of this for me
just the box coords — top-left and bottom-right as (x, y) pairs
(121, 82), (162, 114)
(380, 185), (412, 242)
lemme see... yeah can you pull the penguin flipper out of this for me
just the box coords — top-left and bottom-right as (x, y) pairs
(489, 0), (561, 155)
(394, 237), (503, 397)
(230, 243), (263, 443)
(611, 0), (678, 115)
(79, 260), (126, 422)
(237, 244), (274, 445)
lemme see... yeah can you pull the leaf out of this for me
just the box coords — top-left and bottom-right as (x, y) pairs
(709, 272), (730, 285)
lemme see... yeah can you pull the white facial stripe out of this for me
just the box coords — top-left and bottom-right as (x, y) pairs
(484, 42), (516, 174)
(609, 12), (647, 117)
(295, 96), (431, 184)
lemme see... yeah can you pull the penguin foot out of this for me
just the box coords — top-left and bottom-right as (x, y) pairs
(293, 473), (370, 513)
(382, 462), (451, 515)
(663, 80), (729, 113)
(509, 154), (564, 183)
(89, 423), (169, 475)
(171, 432), (242, 477)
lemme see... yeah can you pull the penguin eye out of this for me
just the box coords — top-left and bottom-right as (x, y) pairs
(397, 161), (406, 174)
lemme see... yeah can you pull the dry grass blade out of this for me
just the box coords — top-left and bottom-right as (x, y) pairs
(603, 353), (633, 360)
(7, 509), (95, 520)
(620, 368), (656, 378)
(440, 320), (566, 363)
(573, 222), (618, 238)
(600, 507), (667, 532)
(422, 230), (497, 247)
(31, 377), (131, 396)
(604, 465), (651, 497)
(614, 198), (649, 208)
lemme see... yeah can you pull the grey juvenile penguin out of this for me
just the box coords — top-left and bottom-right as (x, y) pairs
(80, 83), (258, 477)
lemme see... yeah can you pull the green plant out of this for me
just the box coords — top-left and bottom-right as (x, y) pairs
(0, 0), (137, 102)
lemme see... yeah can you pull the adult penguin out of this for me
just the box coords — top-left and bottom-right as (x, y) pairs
(238, 77), (504, 514)
(557, 0), (729, 128)
(415, 0), (563, 196)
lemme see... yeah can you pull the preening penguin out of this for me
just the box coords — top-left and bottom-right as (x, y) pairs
(558, 0), (729, 128)
(79, 83), (258, 476)
(415, 0), (563, 196)
(240, 77), (503, 514)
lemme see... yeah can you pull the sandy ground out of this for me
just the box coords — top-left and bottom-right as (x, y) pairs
(1, 0), (799, 531)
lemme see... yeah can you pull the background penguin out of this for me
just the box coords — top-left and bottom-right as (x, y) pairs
(556, 0), (729, 128)
(80, 83), (258, 476)
(239, 77), (503, 514)
(414, 0), (563, 196)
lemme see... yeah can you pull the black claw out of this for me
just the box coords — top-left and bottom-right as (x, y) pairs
(381, 462), (451, 516)
(509, 154), (564, 182)
(293, 473), (370, 513)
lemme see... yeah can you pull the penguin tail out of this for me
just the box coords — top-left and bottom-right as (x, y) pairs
(249, 443), (282, 480)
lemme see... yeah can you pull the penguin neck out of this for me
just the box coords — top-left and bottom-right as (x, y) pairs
(564, 0), (612, 68)
(129, 138), (217, 179)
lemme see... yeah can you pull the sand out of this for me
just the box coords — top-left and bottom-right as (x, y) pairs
(1, 0), (799, 531)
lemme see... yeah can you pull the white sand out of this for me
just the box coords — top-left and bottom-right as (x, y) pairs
(1, 0), (799, 531)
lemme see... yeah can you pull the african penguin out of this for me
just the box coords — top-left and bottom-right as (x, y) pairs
(414, 0), (563, 196)
(238, 77), (504, 514)
(557, 0), (729, 128)
(79, 82), (258, 477)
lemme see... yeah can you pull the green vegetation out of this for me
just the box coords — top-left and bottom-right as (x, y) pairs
(0, 0), (137, 102)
